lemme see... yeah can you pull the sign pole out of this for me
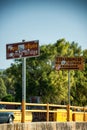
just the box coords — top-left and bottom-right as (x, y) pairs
(21, 57), (26, 123)
(6, 40), (39, 123)
(21, 39), (26, 123)
(55, 56), (84, 121)
(67, 70), (70, 121)
(68, 70), (70, 105)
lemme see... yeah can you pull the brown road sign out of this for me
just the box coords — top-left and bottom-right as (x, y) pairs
(55, 57), (84, 70)
(6, 40), (39, 59)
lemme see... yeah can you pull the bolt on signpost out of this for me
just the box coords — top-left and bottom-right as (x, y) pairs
(55, 56), (84, 121)
(6, 40), (40, 123)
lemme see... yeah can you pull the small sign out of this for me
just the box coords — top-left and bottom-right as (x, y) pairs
(6, 40), (39, 59)
(55, 57), (84, 70)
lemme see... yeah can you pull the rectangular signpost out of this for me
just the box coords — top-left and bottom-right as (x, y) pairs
(55, 56), (84, 121)
(55, 57), (84, 70)
(6, 40), (39, 59)
(6, 40), (39, 123)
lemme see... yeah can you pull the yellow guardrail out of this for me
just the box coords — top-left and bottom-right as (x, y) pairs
(0, 101), (87, 122)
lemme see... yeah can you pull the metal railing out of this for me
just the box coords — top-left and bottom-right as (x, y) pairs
(0, 101), (87, 122)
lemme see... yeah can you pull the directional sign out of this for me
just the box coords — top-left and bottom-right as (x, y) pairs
(6, 40), (39, 59)
(55, 57), (84, 70)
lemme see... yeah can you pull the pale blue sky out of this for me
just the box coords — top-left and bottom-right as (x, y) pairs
(0, 0), (87, 69)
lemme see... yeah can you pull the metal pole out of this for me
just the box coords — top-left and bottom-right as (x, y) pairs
(21, 57), (26, 123)
(67, 70), (70, 121)
(68, 70), (70, 105)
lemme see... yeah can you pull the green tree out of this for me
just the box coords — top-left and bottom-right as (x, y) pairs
(70, 49), (87, 106)
(2, 94), (15, 102)
(0, 78), (7, 100)
(5, 63), (22, 102)
(71, 70), (87, 106)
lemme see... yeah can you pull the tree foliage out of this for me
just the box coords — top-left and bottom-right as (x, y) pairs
(0, 78), (7, 100)
(2, 94), (15, 102)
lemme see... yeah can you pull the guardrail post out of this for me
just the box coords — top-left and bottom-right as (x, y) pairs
(83, 107), (86, 121)
(47, 103), (49, 121)
(67, 104), (70, 121)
